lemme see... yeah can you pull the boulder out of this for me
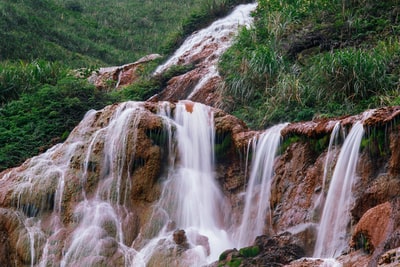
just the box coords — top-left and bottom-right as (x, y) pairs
(88, 54), (162, 90)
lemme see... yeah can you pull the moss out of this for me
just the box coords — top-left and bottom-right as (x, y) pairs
(310, 135), (330, 154)
(280, 135), (301, 154)
(227, 259), (242, 267)
(239, 245), (260, 257)
(355, 232), (372, 254)
(215, 132), (232, 161)
(146, 128), (169, 148)
(361, 126), (391, 157)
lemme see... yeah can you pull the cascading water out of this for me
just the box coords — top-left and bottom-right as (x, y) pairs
(132, 101), (232, 266)
(236, 124), (287, 248)
(153, 3), (257, 98)
(58, 102), (145, 266)
(313, 122), (342, 213)
(313, 121), (366, 258)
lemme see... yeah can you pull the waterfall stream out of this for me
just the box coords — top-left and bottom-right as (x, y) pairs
(313, 121), (365, 258)
(313, 122), (342, 214)
(236, 124), (287, 248)
(1, 0), (394, 265)
(153, 3), (257, 98)
(132, 101), (232, 266)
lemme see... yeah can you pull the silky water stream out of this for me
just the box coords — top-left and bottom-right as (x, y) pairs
(235, 124), (287, 248)
(314, 112), (373, 261)
(132, 101), (232, 266)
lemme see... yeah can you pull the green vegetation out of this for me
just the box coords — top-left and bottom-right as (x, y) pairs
(1, 0), (252, 67)
(219, 0), (400, 129)
(239, 245), (260, 257)
(0, 60), (67, 105)
(0, 0), (251, 171)
(0, 71), (114, 170)
(361, 125), (392, 157)
(354, 232), (371, 254)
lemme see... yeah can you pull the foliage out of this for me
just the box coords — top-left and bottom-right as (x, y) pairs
(0, 60), (67, 105)
(219, 0), (400, 129)
(0, 0), (252, 68)
(239, 246), (260, 257)
(0, 76), (113, 171)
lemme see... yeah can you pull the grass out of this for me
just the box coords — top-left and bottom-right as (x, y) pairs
(218, 0), (400, 129)
(1, 0), (252, 68)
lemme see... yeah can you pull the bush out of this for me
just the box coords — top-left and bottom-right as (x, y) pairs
(0, 76), (113, 171)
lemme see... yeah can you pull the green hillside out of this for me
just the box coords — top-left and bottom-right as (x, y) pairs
(219, 0), (400, 128)
(1, 0), (251, 67)
(0, 0), (201, 66)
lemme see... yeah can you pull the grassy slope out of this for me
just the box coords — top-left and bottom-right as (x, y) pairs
(219, 0), (400, 129)
(0, 0), (217, 67)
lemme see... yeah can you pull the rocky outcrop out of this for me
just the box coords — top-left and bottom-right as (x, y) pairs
(213, 232), (305, 267)
(149, 4), (256, 108)
(352, 202), (392, 254)
(0, 100), (400, 266)
(88, 54), (162, 90)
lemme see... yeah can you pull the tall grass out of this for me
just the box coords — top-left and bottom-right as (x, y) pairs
(0, 60), (67, 105)
(219, 0), (400, 128)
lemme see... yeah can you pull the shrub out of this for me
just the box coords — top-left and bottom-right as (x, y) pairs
(0, 76), (113, 171)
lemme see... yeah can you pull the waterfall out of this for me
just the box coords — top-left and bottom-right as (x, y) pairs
(133, 101), (232, 266)
(313, 122), (342, 213)
(236, 123), (287, 248)
(153, 3), (257, 98)
(60, 102), (143, 266)
(313, 121), (365, 258)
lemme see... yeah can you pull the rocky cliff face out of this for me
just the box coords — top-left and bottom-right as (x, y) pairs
(208, 107), (400, 267)
(2, 1), (400, 264)
(0, 100), (399, 266)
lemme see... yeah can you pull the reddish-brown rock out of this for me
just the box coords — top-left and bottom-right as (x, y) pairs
(352, 202), (392, 253)
(88, 54), (162, 90)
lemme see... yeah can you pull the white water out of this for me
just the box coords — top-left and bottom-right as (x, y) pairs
(236, 123), (287, 248)
(60, 102), (143, 266)
(133, 101), (232, 266)
(313, 122), (342, 213)
(313, 121), (365, 258)
(154, 3), (257, 97)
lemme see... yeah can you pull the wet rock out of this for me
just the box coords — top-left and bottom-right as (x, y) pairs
(336, 250), (372, 267)
(352, 202), (392, 254)
(215, 232), (305, 267)
(389, 125), (400, 175)
(271, 141), (323, 231)
(193, 233), (210, 256)
(282, 118), (343, 139)
(285, 257), (329, 267)
(173, 229), (189, 250)
(378, 247), (400, 266)
(150, 68), (203, 102)
(352, 174), (400, 222)
(363, 106), (400, 127)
